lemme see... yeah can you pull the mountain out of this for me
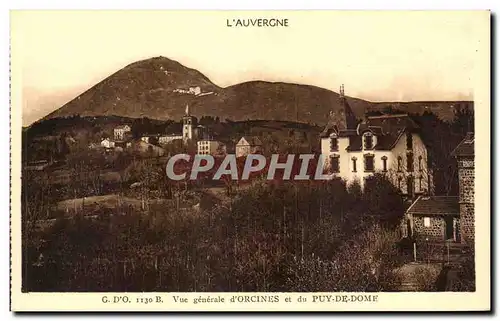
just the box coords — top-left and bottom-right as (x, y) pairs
(42, 56), (472, 125)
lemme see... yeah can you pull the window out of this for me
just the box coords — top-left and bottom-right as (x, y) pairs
(407, 152), (414, 172)
(406, 132), (413, 150)
(381, 156), (388, 172)
(364, 154), (374, 172)
(419, 156), (423, 172)
(419, 176), (424, 192)
(330, 156), (340, 173)
(330, 135), (338, 152)
(364, 133), (373, 150)
(397, 156), (403, 172)
(423, 217), (431, 227)
(351, 157), (357, 172)
(398, 176), (402, 191)
(407, 176), (414, 197)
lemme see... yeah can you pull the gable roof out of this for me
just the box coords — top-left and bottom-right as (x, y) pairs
(321, 113), (423, 151)
(320, 94), (358, 138)
(451, 132), (474, 157)
(237, 136), (262, 146)
(406, 196), (459, 216)
(115, 124), (131, 130)
(364, 114), (419, 134)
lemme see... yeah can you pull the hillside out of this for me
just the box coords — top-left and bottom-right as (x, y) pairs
(42, 56), (473, 125)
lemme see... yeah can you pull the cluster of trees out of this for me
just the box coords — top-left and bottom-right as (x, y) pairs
(411, 107), (474, 195)
(23, 174), (410, 292)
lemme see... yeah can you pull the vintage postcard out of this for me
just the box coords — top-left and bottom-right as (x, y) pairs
(10, 10), (490, 312)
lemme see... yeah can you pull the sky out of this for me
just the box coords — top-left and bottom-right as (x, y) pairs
(11, 10), (488, 126)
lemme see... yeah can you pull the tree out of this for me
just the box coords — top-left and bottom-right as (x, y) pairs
(363, 173), (406, 228)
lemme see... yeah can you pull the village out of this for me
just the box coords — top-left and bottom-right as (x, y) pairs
(55, 87), (475, 250)
(21, 84), (475, 293)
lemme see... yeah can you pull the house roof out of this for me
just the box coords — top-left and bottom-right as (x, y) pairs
(364, 114), (419, 134)
(321, 113), (421, 151)
(451, 132), (474, 157)
(320, 95), (358, 137)
(238, 136), (262, 146)
(115, 125), (131, 130)
(406, 196), (459, 216)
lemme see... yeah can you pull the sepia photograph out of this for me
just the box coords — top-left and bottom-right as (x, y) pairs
(9, 10), (490, 311)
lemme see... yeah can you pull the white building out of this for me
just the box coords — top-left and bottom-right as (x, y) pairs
(159, 134), (183, 145)
(100, 138), (115, 149)
(182, 104), (197, 142)
(197, 139), (226, 155)
(319, 86), (431, 197)
(236, 136), (263, 157)
(114, 125), (131, 141)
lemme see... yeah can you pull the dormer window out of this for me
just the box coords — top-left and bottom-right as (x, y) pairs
(364, 132), (373, 150)
(330, 134), (338, 152)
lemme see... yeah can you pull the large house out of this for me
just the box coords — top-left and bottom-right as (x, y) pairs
(319, 85), (431, 196)
(236, 136), (263, 157)
(100, 138), (115, 149)
(402, 132), (474, 244)
(197, 138), (226, 156)
(114, 125), (131, 141)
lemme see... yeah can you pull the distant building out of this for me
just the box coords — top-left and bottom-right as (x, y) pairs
(319, 84), (431, 194)
(197, 139), (226, 155)
(114, 125), (131, 141)
(129, 140), (166, 157)
(182, 104), (198, 142)
(236, 136), (263, 157)
(159, 134), (183, 145)
(100, 138), (115, 149)
(88, 142), (100, 150)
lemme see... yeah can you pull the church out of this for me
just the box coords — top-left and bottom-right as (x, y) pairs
(319, 85), (432, 198)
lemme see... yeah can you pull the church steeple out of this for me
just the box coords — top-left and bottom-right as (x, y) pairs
(182, 104), (195, 141)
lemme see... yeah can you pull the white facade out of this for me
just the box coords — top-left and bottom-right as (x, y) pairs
(114, 125), (131, 141)
(100, 138), (115, 149)
(183, 116), (194, 141)
(320, 121), (430, 196)
(159, 135), (183, 145)
(236, 136), (262, 157)
(197, 140), (225, 155)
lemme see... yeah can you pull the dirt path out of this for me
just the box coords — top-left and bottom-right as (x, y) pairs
(393, 262), (442, 291)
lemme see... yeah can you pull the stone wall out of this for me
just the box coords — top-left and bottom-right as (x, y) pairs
(413, 215), (445, 242)
(458, 156), (474, 243)
(458, 157), (474, 204)
(460, 203), (475, 243)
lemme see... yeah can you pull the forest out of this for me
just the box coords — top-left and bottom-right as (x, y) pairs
(23, 174), (411, 292)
